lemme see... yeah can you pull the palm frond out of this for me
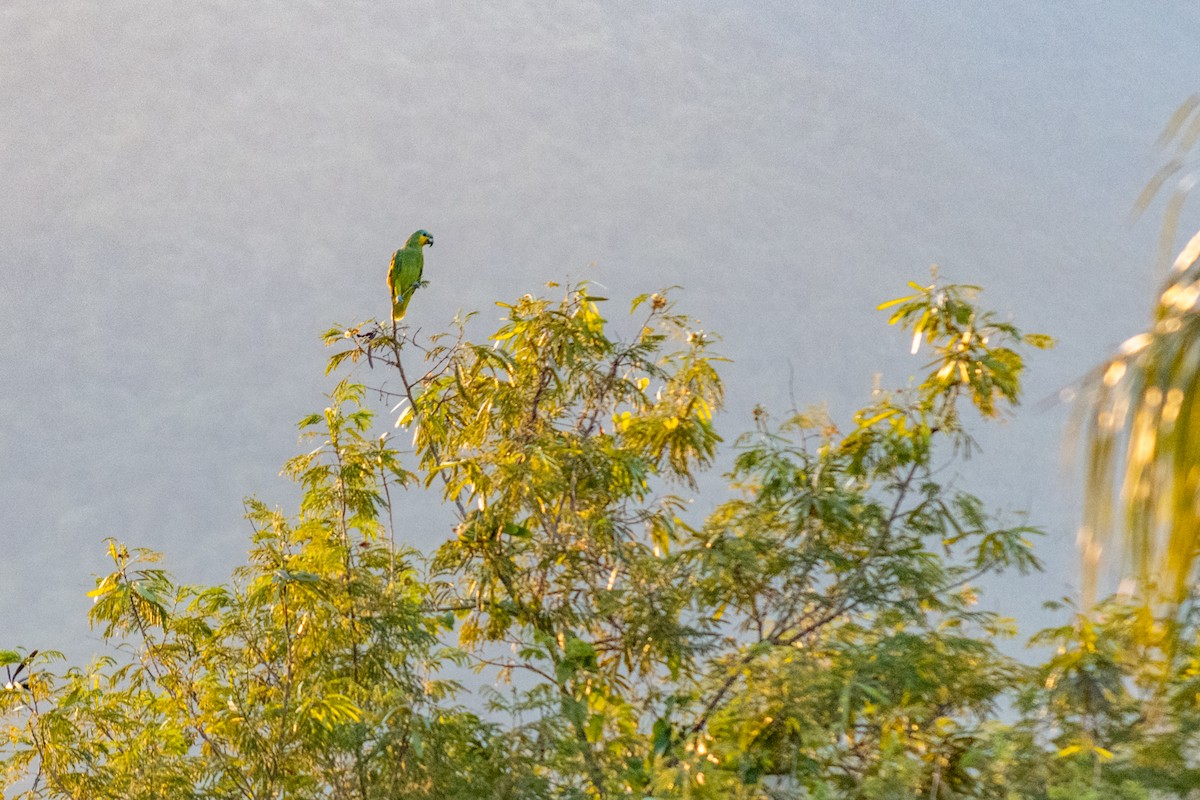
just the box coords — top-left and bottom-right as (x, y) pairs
(1079, 230), (1200, 606)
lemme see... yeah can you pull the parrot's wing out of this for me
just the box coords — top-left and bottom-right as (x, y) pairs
(396, 249), (424, 296)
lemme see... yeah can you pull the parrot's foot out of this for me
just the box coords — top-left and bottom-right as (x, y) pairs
(416, 280), (431, 290)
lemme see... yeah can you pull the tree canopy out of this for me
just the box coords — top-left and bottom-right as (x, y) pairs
(4, 276), (1200, 799)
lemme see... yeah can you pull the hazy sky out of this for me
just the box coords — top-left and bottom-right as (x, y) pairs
(4, 2), (1200, 658)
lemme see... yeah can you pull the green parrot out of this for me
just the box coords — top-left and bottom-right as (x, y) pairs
(387, 229), (434, 321)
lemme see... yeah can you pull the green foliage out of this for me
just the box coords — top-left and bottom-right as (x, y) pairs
(7, 275), (1192, 798)
(0, 392), (521, 799)
(878, 271), (1053, 424)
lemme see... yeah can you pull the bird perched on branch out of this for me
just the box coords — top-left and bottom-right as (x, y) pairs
(387, 229), (434, 321)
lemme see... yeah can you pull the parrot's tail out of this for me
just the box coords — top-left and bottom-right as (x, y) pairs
(392, 295), (410, 321)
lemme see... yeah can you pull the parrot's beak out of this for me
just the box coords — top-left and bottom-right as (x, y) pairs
(427, 237), (434, 247)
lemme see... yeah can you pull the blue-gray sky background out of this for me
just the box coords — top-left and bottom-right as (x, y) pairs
(4, 2), (1199, 658)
